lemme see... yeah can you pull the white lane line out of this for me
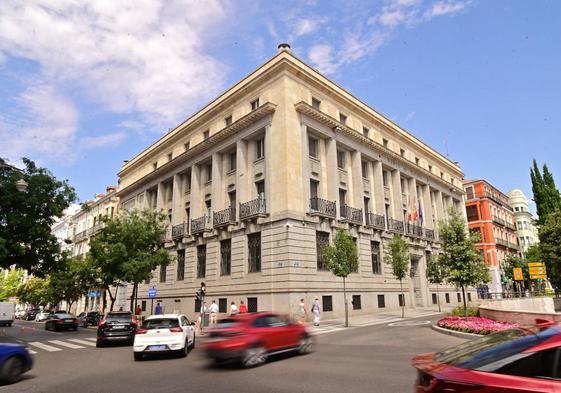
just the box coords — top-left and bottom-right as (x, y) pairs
(83, 337), (97, 342)
(67, 338), (96, 347)
(28, 349), (37, 355)
(48, 340), (84, 349)
(28, 342), (62, 352)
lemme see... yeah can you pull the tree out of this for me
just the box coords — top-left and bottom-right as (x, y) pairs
(47, 256), (97, 311)
(0, 269), (24, 301)
(323, 229), (358, 327)
(531, 159), (561, 225)
(16, 277), (50, 307)
(438, 208), (490, 316)
(426, 254), (446, 312)
(385, 234), (410, 318)
(0, 158), (76, 274)
(539, 211), (561, 292)
(500, 255), (528, 292)
(87, 209), (171, 311)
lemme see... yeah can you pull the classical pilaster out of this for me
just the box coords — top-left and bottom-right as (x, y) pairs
(372, 161), (384, 215)
(191, 165), (202, 219)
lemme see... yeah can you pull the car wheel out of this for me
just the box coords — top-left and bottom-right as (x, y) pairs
(44, 323), (49, 331)
(178, 340), (188, 358)
(96, 340), (105, 348)
(298, 335), (313, 355)
(134, 352), (144, 361)
(0, 356), (24, 384)
(189, 333), (196, 350)
(242, 344), (268, 368)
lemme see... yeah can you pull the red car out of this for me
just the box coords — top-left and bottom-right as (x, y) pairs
(412, 324), (561, 392)
(204, 312), (313, 367)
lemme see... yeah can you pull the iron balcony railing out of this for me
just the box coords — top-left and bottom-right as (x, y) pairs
(388, 219), (405, 233)
(508, 241), (519, 251)
(424, 228), (436, 241)
(310, 197), (336, 218)
(340, 205), (363, 225)
(492, 215), (506, 227)
(172, 223), (187, 239)
(366, 213), (385, 229)
(213, 206), (236, 228)
(74, 230), (88, 242)
(505, 221), (516, 231)
(496, 238), (509, 247)
(89, 223), (104, 236)
(406, 223), (424, 237)
(239, 197), (267, 220)
(191, 215), (211, 234)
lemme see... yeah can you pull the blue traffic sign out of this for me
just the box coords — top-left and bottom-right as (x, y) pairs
(148, 288), (157, 298)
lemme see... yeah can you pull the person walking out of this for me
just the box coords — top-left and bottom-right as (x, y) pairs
(239, 300), (247, 313)
(155, 302), (162, 315)
(209, 300), (219, 325)
(230, 301), (238, 316)
(311, 297), (321, 326)
(135, 304), (142, 317)
(298, 298), (307, 324)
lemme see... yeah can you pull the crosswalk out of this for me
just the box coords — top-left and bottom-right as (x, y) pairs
(27, 337), (97, 354)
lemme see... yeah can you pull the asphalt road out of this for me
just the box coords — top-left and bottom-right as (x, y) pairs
(2, 315), (466, 393)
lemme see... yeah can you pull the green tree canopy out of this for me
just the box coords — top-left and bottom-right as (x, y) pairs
(47, 256), (98, 310)
(384, 234), (410, 318)
(426, 253), (446, 285)
(531, 159), (561, 225)
(0, 158), (76, 274)
(87, 209), (171, 311)
(16, 276), (50, 307)
(501, 255), (529, 285)
(539, 211), (561, 291)
(438, 208), (490, 315)
(0, 268), (24, 301)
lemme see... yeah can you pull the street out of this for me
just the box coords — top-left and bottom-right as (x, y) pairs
(1, 315), (466, 393)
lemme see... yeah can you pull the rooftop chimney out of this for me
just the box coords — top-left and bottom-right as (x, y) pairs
(106, 185), (117, 193)
(277, 43), (291, 53)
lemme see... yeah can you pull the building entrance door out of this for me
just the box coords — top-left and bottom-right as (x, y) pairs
(410, 257), (423, 307)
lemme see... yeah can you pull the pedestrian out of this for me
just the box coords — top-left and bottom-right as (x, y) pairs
(298, 298), (307, 324)
(155, 302), (162, 315)
(209, 300), (219, 325)
(239, 300), (247, 313)
(311, 296), (321, 326)
(230, 301), (238, 316)
(135, 304), (142, 316)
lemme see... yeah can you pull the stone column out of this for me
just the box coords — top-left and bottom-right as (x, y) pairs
(236, 139), (249, 220)
(211, 152), (223, 211)
(421, 184), (434, 229)
(301, 124), (311, 212)
(372, 161), (384, 215)
(156, 182), (165, 213)
(435, 190), (445, 222)
(190, 165), (202, 219)
(391, 170), (403, 221)
(350, 150), (363, 218)
(172, 174), (183, 224)
(264, 125), (272, 212)
(325, 138), (339, 215)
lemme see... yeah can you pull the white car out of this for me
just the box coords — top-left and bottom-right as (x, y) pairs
(35, 310), (51, 322)
(133, 314), (195, 361)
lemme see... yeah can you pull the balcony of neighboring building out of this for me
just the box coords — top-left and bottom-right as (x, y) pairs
(310, 197), (337, 219)
(171, 222), (188, 240)
(191, 215), (212, 234)
(365, 212), (385, 230)
(492, 215), (506, 227)
(213, 206), (236, 228)
(340, 204), (363, 225)
(239, 196), (267, 221)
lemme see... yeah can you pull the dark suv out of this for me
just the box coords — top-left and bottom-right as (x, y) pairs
(79, 311), (102, 327)
(96, 311), (137, 347)
(23, 309), (40, 321)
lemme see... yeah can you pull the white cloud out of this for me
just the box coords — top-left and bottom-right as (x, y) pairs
(294, 17), (326, 37)
(0, 1), (228, 127)
(81, 132), (127, 150)
(425, 1), (468, 18)
(308, 44), (339, 74)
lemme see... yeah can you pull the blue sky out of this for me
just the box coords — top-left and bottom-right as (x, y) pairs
(1, 1), (559, 213)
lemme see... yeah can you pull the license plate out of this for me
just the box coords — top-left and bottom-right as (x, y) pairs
(65, 319), (73, 322)
(113, 324), (126, 328)
(147, 345), (167, 351)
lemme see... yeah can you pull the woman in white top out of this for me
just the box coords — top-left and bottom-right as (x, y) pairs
(230, 301), (238, 316)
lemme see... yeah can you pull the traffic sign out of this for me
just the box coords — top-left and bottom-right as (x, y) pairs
(513, 267), (524, 281)
(528, 262), (545, 267)
(148, 288), (157, 299)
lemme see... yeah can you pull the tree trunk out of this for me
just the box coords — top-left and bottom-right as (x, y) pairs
(106, 285), (118, 311)
(400, 279), (404, 318)
(343, 276), (348, 327)
(436, 284), (441, 313)
(129, 283), (137, 312)
(461, 285), (467, 317)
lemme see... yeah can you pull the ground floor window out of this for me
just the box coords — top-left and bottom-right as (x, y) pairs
(445, 293), (450, 303)
(219, 298), (227, 313)
(432, 293), (437, 305)
(248, 297), (258, 312)
(457, 293), (461, 302)
(197, 244), (206, 278)
(377, 294), (385, 308)
(352, 295), (361, 310)
(398, 294), (405, 307)
(141, 300), (146, 312)
(371, 241), (381, 274)
(248, 233), (261, 273)
(468, 293), (472, 302)
(322, 295), (333, 312)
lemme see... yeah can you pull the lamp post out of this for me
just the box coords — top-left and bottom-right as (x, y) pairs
(197, 282), (206, 335)
(1, 162), (28, 192)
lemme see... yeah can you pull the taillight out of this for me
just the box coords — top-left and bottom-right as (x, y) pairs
(98, 317), (107, 328)
(136, 328), (148, 334)
(131, 314), (137, 325)
(56, 319), (65, 324)
(169, 327), (183, 333)
(418, 372), (439, 392)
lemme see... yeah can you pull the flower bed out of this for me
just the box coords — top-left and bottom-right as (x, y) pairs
(437, 316), (519, 335)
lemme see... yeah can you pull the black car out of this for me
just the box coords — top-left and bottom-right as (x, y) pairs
(77, 311), (101, 327)
(23, 309), (39, 321)
(45, 313), (78, 331)
(96, 311), (137, 347)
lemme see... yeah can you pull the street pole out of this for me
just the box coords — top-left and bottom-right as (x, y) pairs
(200, 294), (205, 335)
(151, 298), (154, 315)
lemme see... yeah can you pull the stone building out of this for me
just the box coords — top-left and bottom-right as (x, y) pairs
(117, 44), (470, 319)
(507, 189), (539, 256)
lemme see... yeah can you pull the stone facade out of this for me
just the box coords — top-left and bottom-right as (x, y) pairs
(506, 189), (539, 256)
(116, 45), (471, 320)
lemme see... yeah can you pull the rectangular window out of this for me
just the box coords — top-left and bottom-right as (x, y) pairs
(415, 157), (420, 165)
(400, 148), (405, 157)
(220, 239), (231, 276)
(377, 294), (385, 308)
(184, 141), (190, 151)
(432, 293), (437, 305)
(322, 295), (333, 312)
(316, 231), (330, 271)
(248, 233), (261, 273)
(383, 138), (389, 148)
(168, 153), (173, 162)
(337, 151), (345, 169)
(352, 295), (361, 310)
(205, 163), (212, 182)
(371, 241), (381, 274)
(308, 137), (319, 158)
(197, 245), (206, 278)
(228, 152), (236, 171)
(445, 293), (450, 303)
(339, 113), (347, 124)
(225, 115), (232, 127)
(339, 189), (347, 210)
(218, 298), (227, 313)
(256, 137), (265, 159)
(428, 165), (433, 173)
(465, 186), (475, 199)
(310, 180), (319, 199)
(363, 127), (369, 138)
(468, 293), (472, 302)
(251, 98), (260, 110)
(312, 97), (321, 110)
(457, 293), (461, 302)
(141, 300), (146, 312)
(361, 161), (368, 178)
(159, 263), (166, 282)
(398, 294), (405, 307)
(466, 205), (479, 221)
(194, 299), (201, 313)
(152, 162), (157, 171)
(256, 180), (265, 198)
(248, 297), (258, 313)
(203, 129), (210, 140)
(177, 249), (185, 281)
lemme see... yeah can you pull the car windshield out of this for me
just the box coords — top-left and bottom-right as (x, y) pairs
(215, 318), (241, 329)
(143, 318), (179, 329)
(437, 327), (559, 370)
(106, 313), (132, 321)
(54, 313), (73, 319)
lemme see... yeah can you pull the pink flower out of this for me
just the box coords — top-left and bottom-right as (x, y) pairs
(437, 316), (518, 335)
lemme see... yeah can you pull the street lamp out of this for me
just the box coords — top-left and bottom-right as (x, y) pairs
(15, 178), (28, 192)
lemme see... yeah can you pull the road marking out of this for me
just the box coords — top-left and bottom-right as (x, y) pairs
(83, 337), (97, 342)
(28, 349), (37, 354)
(68, 338), (96, 347)
(48, 340), (84, 349)
(28, 342), (62, 352)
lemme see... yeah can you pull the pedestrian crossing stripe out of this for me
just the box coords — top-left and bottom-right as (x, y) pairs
(67, 338), (96, 347)
(29, 341), (62, 352)
(83, 337), (97, 342)
(48, 340), (84, 349)
(28, 349), (37, 354)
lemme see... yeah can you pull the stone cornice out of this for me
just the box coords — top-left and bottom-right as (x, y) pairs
(295, 101), (464, 194)
(117, 103), (276, 197)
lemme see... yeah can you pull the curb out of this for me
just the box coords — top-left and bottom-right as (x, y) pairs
(431, 324), (484, 339)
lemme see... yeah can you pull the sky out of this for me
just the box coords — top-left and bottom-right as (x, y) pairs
(1, 0), (560, 213)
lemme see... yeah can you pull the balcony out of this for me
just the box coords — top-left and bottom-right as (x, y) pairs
(424, 228), (436, 241)
(239, 197), (267, 221)
(508, 241), (519, 251)
(388, 219), (405, 233)
(74, 230), (88, 242)
(172, 223), (187, 240)
(496, 238), (509, 247)
(505, 222), (516, 231)
(310, 197), (336, 218)
(405, 223), (423, 238)
(492, 215), (506, 227)
(340, 205), (363, 225)
(365, 213), (385, 230)
(191, 215), (211, 234)
(89, 223), (104, 236)
(213, 206), (236, 228)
